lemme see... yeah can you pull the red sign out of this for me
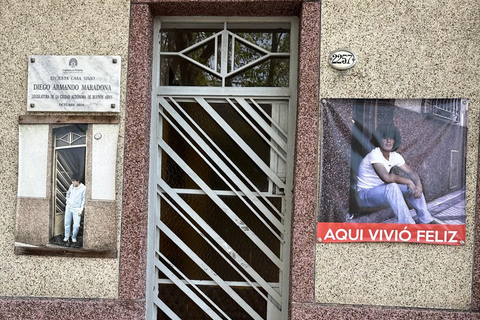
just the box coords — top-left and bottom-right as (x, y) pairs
(317, 222), (465, 246)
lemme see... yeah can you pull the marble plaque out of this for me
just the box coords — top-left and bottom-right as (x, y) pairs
(27, 55), (121, 112)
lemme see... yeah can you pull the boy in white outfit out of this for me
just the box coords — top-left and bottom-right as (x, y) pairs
(356, 124), (435, 224)
(64, 175), (86, 243)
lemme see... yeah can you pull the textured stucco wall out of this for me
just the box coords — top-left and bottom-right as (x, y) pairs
(316, 0), (480, 309)
(0, 0), (130, 298)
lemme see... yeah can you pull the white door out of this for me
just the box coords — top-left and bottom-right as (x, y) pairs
(147, 17), (298, 320)
(51, 125), (87, 240)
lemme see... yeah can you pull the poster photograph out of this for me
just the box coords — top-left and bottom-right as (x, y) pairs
(317, 99), (467, 245)
(16, 124), (88, 250)
(16, 120), (119, 256)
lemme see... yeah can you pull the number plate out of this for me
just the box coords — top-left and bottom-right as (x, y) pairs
(328, 49), (357, 70)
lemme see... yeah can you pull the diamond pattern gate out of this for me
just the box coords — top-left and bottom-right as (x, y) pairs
(147, 18), (298, 320)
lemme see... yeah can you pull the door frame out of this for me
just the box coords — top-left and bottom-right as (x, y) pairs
(146, 16), (299, 319)
(50, 125), (87, 240)
(117, 2), (321, 319)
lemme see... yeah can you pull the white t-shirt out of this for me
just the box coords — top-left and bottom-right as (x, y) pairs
(356, 147), (405, 189)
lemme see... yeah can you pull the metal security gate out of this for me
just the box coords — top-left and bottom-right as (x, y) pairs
(147, 17), (298, 320)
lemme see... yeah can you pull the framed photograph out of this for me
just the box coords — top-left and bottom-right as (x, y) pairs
(317, 99), (467, 245)
(15, 117), (119, 257)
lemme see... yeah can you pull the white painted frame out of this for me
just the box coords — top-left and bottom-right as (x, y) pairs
(147, 16), (298, 320)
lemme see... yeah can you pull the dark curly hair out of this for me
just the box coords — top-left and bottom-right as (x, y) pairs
(370, 124), (402, 151)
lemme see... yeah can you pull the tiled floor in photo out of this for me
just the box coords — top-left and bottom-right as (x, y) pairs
(383, 189), (465, 224)
(348, 189), (466, 224)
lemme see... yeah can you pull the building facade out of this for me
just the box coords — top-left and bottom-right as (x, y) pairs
(1, 0), (480, 319)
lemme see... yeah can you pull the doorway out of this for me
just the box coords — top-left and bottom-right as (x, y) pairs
(50, 125), (87, 247)
(147, 17), (298, 319)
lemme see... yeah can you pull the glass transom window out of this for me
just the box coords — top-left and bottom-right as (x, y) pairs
(159, 22), (291, 87)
